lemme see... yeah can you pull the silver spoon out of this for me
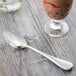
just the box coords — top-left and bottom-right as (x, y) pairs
(3, 31), (73, 70)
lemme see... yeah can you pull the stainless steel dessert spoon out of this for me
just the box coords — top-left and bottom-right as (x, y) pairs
(3, 31), (73, 70)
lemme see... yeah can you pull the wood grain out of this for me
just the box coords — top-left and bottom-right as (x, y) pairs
(0, 0), (76, 76)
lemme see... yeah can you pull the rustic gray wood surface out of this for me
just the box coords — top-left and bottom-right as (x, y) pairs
(0, 0), (76, 76)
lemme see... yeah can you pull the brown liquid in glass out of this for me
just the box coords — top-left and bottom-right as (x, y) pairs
(44, 0), (73, 20)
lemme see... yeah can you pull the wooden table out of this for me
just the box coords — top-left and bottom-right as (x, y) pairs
(0, 0), (76, 76)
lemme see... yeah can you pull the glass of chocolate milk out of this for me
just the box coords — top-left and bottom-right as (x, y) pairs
(43, 0), (73, 37)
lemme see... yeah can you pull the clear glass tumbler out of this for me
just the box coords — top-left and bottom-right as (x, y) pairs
(0, 0), (23, 12)
(43, 0), (73, 37)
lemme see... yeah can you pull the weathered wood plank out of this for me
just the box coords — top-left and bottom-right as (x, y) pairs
(0, 0), (76, 76)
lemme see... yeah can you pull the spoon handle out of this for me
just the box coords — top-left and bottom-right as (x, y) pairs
(27, 45), (73, 70)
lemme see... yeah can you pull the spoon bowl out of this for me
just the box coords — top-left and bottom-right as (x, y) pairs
(3, 31), (27, 48)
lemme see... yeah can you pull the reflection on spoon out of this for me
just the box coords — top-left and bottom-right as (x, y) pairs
(3, 31), (73, 70)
